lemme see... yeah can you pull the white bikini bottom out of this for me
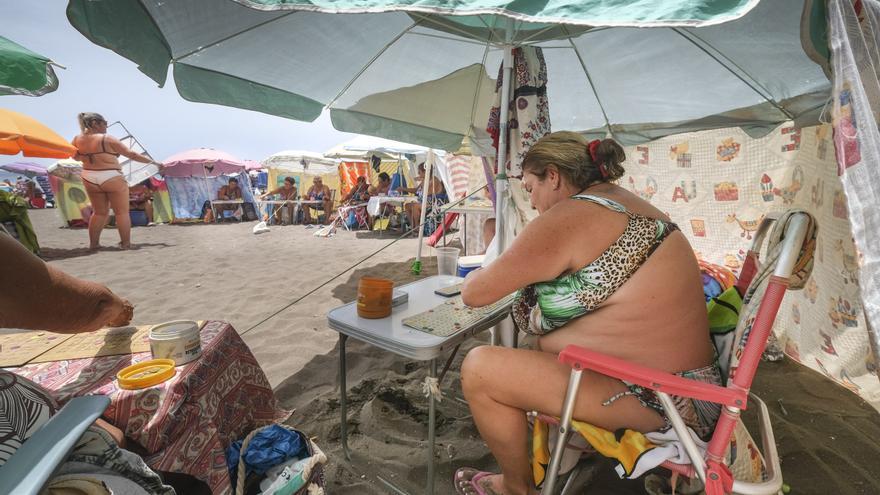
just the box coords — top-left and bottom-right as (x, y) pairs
(81, 169), (123, 186)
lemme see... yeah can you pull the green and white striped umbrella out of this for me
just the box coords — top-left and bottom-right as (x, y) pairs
(0, 36), (61, 97)
(67, 0), (829, 150)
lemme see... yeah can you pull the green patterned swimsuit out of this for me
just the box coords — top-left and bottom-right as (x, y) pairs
(511, 194), (679, 335)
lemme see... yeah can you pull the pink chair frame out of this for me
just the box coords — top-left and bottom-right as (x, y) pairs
(541, 212), (811, 495)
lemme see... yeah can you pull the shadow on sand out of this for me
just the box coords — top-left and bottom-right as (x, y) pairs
(40, 242), (174, 261)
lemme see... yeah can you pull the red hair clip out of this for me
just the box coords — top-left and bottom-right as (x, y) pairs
(588, 139), (607, 178)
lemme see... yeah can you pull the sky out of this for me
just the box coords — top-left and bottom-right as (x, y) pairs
(1, 1), (358, 172)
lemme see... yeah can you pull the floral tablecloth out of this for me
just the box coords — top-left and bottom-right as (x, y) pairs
(12, 320), (288, 494)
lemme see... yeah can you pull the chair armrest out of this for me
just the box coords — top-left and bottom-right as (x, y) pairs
(558, 345), (747, 409)
(0, 395), (110, 495)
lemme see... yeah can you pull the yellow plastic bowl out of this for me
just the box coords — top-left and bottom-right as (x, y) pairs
(117, 359), (176, 390)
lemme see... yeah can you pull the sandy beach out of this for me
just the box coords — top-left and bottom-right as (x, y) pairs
(24, 208), (880, 494)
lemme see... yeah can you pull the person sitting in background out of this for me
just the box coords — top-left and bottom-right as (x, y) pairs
(454, 131), (718, 495)
(343, 176), (370, 204)
(302, 176), (333, 225)
(204, 177), (242, 223)
(397, 162), (448, 232)
(368, 172), (396, 227)
(369, 172), (392, 196)
(260, 176), (298, 224)
(129, 179), (155, 225)
(329, 176), (371, 227)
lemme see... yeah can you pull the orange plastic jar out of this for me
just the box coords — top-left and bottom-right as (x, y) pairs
(357, 277), (394, 319)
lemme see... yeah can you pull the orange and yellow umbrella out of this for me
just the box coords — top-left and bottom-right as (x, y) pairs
(0, 108), (75, 158)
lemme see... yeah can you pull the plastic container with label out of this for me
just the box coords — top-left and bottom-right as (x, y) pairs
(149, 320), (203, 365)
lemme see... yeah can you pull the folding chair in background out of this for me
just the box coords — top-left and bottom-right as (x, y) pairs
(335, 202), (370, 231)
(539, 210), (817, 495)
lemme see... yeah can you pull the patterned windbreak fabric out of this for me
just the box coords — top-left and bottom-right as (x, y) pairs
(487, 46), (551, 177)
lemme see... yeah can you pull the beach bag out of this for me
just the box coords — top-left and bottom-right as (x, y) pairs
(242, 202), (259, 221)
(228, 424), (326, 495)
(345, 209), (358, 229)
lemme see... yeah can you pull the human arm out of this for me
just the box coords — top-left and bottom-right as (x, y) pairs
(0, 235), (133, 332)
(216, 186), (228, 200)
(261, 186), (280, 199)
(461, 210), (575, 307)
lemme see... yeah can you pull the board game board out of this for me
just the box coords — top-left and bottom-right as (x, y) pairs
(0, 331), (74, 367)
(30, 325), (153, 363)
(402, 294), (514, 337)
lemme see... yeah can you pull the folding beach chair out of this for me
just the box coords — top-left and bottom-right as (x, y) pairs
(336, 202), (370, 231)
(0, 396), (110, 495)
(539, 210), (817, 495)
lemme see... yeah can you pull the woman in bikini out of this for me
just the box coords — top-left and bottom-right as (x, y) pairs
(302, 176), (333, 224)
(260, 176), (298, 224)
(72, 112), (163, 250)
(455, 132), (718, 495)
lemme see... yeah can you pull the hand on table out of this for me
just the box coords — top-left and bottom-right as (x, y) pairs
(104, 294), (134, 328)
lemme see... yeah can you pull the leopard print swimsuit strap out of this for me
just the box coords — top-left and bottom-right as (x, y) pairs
(511, 194), (679, 335)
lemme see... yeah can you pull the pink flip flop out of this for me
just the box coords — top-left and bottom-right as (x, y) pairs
(454, 467), (501, 495)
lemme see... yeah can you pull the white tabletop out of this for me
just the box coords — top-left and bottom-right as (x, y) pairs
(367, 195), (419, 216)
(327, 275), (511, 360)
(444, 204), (495, 215)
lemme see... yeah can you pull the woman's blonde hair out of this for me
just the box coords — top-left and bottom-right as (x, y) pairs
(521, 131), (625, 189)
(77, 112), (106, 133)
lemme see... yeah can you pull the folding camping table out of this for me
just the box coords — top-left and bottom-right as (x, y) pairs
(209, 199), (245, 222)
(327, 275), (512, 495)
(367, 195), (419, 234)
(255, 199), (325, 225)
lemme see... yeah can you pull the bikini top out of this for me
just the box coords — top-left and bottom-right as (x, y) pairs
(309, 187), (325, 200)
(74, 134), (120, 169)
(510, 194), (679, 336)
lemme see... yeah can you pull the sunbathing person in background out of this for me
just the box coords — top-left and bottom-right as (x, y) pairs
(329, 175), (370, 225)
(204, 177), (242, 222)
(368, 172), (396, 227)
(344, 175), (371, 203)
(397, 162), (448, 230)
(455, 132), (718, 495)
(369, 172), (392, 196)
(260, 176), (298, 224)
(302, 176), (333, 224)
(129, 179), (155, 225)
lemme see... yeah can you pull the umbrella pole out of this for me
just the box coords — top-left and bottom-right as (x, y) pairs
(412, 150), (435, 274)
(491, 27), (515, 346)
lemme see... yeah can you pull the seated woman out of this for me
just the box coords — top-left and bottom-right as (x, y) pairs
(367, 172), (394, 228)
(329, 176), (371, 226)
(455, 132), (718, 495)
(302, 176), (333, 224)
(129, 179), (155, 225)
(260, 176), (298, 224)
(397, 163), (448, 233)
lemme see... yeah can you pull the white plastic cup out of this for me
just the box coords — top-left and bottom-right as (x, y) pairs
(435, 247), (461, 276)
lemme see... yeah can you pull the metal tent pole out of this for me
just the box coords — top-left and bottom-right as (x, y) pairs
(412, 150), (435, 274)
(491, 22), (516, 346)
